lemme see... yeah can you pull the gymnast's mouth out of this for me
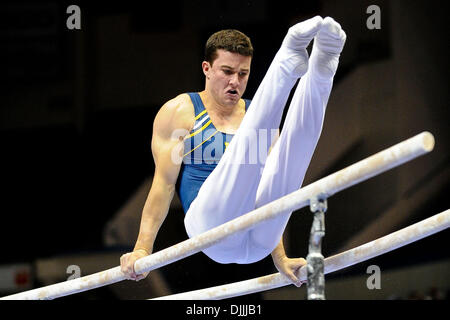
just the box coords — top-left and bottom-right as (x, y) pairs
(226, 89), (239, 96)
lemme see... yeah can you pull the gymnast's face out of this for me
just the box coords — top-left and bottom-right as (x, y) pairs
(203, 49), (251, 107)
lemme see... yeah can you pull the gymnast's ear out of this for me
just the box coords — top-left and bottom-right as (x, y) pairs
(202, 61), (211, 79)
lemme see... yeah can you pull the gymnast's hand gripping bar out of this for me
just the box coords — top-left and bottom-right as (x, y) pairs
(0, 131), (435, 300)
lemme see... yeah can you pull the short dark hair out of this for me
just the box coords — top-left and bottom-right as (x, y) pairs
(204, 29), (253, 65)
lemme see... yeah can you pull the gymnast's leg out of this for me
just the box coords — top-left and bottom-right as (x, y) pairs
(245, 17), (347, 262)
(184, 16), (324, 263)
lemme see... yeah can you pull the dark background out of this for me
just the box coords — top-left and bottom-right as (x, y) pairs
(0, 0), (448, 300)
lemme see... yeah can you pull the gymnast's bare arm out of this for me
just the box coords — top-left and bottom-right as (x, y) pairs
(120, 93), (194, 281)
(271, 239), (307, 287)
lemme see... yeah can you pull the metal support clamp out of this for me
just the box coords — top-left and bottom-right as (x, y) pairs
(307, 196), (327, 300)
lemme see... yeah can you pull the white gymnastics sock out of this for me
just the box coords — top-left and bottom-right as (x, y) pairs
(310, 16), (347, 81)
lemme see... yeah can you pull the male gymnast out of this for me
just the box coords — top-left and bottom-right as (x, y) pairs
(120, 16), (346, 287)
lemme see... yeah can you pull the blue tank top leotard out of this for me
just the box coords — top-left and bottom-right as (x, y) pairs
(175, 92), (251, 213)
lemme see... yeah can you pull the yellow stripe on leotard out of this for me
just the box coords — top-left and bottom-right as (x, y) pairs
(194, 109), (207, 120)
(188, 119), (212, 138)
(182, 130), (219, 158)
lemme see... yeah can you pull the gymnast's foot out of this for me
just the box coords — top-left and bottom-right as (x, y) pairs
(310, 16), (347, 80)
(278, 15), (323, 78)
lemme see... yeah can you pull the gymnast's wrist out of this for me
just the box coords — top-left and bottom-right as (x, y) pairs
(271, 249), (287, 262)
(133, 248), (151, 255)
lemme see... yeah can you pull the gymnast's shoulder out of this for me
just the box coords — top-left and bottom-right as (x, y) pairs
(154, 93), (195, 133)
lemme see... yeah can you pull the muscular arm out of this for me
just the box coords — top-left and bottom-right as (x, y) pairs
(134, 108), (187, 252)
(121, 94), (194, 279)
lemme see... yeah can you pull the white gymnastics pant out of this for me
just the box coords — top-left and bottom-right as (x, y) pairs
(185, 16), (345, 264)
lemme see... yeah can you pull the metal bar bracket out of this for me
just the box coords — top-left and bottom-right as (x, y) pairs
(307, 195), (327, 300)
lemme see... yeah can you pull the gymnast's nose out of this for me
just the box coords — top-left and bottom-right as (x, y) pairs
(229, 72), (240, 87)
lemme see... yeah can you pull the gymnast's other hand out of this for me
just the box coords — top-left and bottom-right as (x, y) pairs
(274, 255), (307, 287)
(120, 249), (150, 281)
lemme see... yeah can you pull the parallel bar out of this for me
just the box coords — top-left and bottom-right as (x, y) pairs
(0, 132), (434, 300)
(154, 209), (450, 300)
